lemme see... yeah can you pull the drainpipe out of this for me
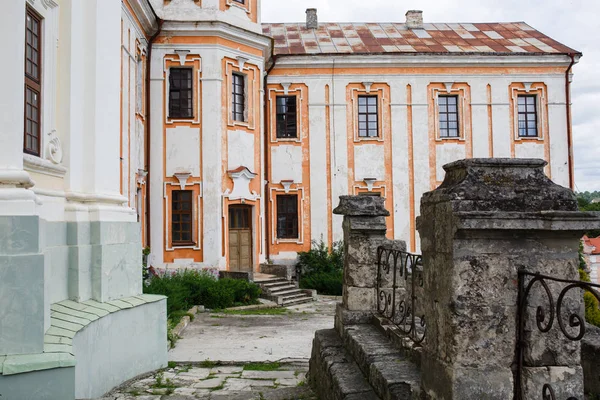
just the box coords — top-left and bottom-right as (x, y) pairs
(565, 53), (576, 190)
(263, 52), (276, 261)
(145, 8), (163, 249)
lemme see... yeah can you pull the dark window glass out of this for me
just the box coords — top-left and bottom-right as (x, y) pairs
(438, 95), (459, 138)
(233, 0), (245, 3)
(277, 195), (299, 239)
(169, 68), (193, 118)
(172, 190), (193, 245)
(24, 8), (42, 156)
(276, 96), (297, 138)
(358, 95), (378, 137)
(517, 95), (538, 137)
(232, 73), (245, 122)
(359, 192), (381, 197)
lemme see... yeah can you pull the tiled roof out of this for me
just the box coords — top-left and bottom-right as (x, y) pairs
(584, 236), (600, 255)
(262, 22), (579, 56)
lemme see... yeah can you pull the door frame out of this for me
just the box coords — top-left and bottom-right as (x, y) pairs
(227, 204), (254, 272)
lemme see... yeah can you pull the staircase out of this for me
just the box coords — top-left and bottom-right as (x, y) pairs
(254, 274), (315, 307)
(308, 318), (421, 400)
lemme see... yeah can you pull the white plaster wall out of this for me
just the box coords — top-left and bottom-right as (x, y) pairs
(166, 127), (201, 177)
(271, 145), (303, 184)
(515, 142), (545, 160)
(436, 143), (466, 182)
(308, 80), (329, 245)
(228, 130), (255, 171)
(73, 300), (167, 399)
(354, 144), (385, 181)
(268, 68), (571, 257)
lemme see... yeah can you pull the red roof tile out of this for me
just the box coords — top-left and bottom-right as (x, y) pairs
(262, 22), (579, 56)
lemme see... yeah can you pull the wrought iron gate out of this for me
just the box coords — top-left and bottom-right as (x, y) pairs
(516, 270), (600, 400)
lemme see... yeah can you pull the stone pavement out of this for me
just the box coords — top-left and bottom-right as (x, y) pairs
(94, 296), (338, 399)
(97, 362), (316, 399)
(168, 296), (338, 363)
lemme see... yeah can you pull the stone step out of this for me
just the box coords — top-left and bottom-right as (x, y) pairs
(281, 293), (309, 301)
(261, 280), (292, 288)
(342, 324), (421, 400)
(282, 297), (314, 307)
(308, 329), (380, 400)
(254, 277), (287, 284)
(269, 288), (302, 297)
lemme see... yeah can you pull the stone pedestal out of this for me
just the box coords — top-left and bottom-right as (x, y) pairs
(416, 158), (600, 400)
(333, 195), (390, 334)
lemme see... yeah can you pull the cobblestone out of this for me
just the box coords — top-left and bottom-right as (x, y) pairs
(100, 363), (316, 399)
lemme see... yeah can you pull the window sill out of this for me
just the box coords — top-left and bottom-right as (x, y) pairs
(172, 242), (197, 247)
(23, 153), (67, 178)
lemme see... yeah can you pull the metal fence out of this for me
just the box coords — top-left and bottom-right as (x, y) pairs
(517, 270), (600, 400)
(375, 245), (426, 345)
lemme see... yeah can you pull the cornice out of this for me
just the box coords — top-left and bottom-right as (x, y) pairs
(126, 0), (159, 37)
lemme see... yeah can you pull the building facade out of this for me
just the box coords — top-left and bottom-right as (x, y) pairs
(0, 0), (581, 396)
(144, 1), (580, 271)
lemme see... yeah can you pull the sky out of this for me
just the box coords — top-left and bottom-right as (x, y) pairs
(262, 0), (600, 192)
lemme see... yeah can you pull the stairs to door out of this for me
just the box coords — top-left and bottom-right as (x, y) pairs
(254, 273), (315, 307)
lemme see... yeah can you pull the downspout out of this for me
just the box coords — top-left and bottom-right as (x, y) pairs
(263, 51), (276, 261)
(565, 53), (576, 190)
(145, 9), (163, 249)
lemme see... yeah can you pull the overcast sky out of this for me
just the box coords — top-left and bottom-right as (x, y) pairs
(262, 0), (599, 192)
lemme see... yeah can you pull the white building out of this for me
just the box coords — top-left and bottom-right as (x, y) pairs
(0, 0), (581, 397)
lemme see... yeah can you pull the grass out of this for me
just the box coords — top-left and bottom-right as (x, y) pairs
(243, 362), (281, 371)
(151, 371), (177, 391)
(199, 359), (218, 369)
(218, 308), (289, 316)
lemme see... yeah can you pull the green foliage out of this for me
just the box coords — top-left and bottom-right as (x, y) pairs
(143, 270), (261, 316)
(142, 246), (151, 281)
(300, 270), (343, 296)
(578, 244), (600, 328)
(576, 193), (600, 237)
(297, 240), (344, 296)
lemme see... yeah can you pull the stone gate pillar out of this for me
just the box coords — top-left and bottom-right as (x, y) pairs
(417, 159), (600, 400)
(333, 195), (391, 335)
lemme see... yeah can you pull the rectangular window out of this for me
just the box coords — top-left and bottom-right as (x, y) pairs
(438, 95), (459, 138)
(232, 73), (245, 122)
(233, 0), (245, 3)
(172, 190), (193, 245)
(276, 96), (297, 138)
(276, 195), (298, 239)
(24, 7), (42, 156)
(358, 95), (378, 138)
(168, 68), (193, 118)
(518, 95), (538, 137)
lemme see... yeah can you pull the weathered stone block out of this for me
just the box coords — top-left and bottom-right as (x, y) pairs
(521, 366), (584, 399)
(343, 287), (375, 311)
(582, 324), (600, 396)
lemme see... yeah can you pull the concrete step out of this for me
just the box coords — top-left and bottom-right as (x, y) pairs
(281, 293), (310, 301)
(254, 277), (287, 284)
(308, 329), (380, 400)
(342, 324), (421, 400)
(265, 284), (297, 293)
(261, 281), (291, 288)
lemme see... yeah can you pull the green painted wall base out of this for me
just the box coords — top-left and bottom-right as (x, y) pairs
(0, 366), (75, 400)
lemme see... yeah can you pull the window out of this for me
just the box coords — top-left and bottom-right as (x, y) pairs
(168, 68), (193, 118)
(358, 95), (378, 138)
(232, 73), (245, 122)
(518, 95), (538, 137)
(276, 96), (297, 138)
(359, 192), (381, 197)
(24, 8), (42, 156)
(172, 190), (193, 245)
(233, 0), (245, 3)
(438, 95), (459, 138)
(277, 195), (298, 239)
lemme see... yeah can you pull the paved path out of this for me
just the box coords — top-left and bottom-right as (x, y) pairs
(96, 296), (338, 399)
(169, 297), (338, 363)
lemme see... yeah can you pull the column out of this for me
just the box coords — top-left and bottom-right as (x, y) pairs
(332, 195), (390, 335)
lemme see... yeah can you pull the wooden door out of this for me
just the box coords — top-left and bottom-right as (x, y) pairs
(228, 205), (253, 272)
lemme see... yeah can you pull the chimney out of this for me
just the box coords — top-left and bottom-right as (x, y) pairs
(306, 8), (318, 29)
(405, 10), (423, 29)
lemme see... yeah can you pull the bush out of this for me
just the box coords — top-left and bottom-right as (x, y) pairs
(298, 239), (344, 295)
(578, 243), (600, 328)
(144, 270), (261, 316)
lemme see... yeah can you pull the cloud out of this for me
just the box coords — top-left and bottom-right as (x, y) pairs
(262, 0), (600, 191)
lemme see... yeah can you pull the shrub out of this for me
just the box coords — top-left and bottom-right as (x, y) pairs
(144, 270), (261, 316)
(578, 243), (600, 328)
(297, 239), (344, 295)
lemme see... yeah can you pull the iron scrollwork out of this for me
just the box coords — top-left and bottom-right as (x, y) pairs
(517, 270), (600, 400)
(376, 246), (425, 345)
